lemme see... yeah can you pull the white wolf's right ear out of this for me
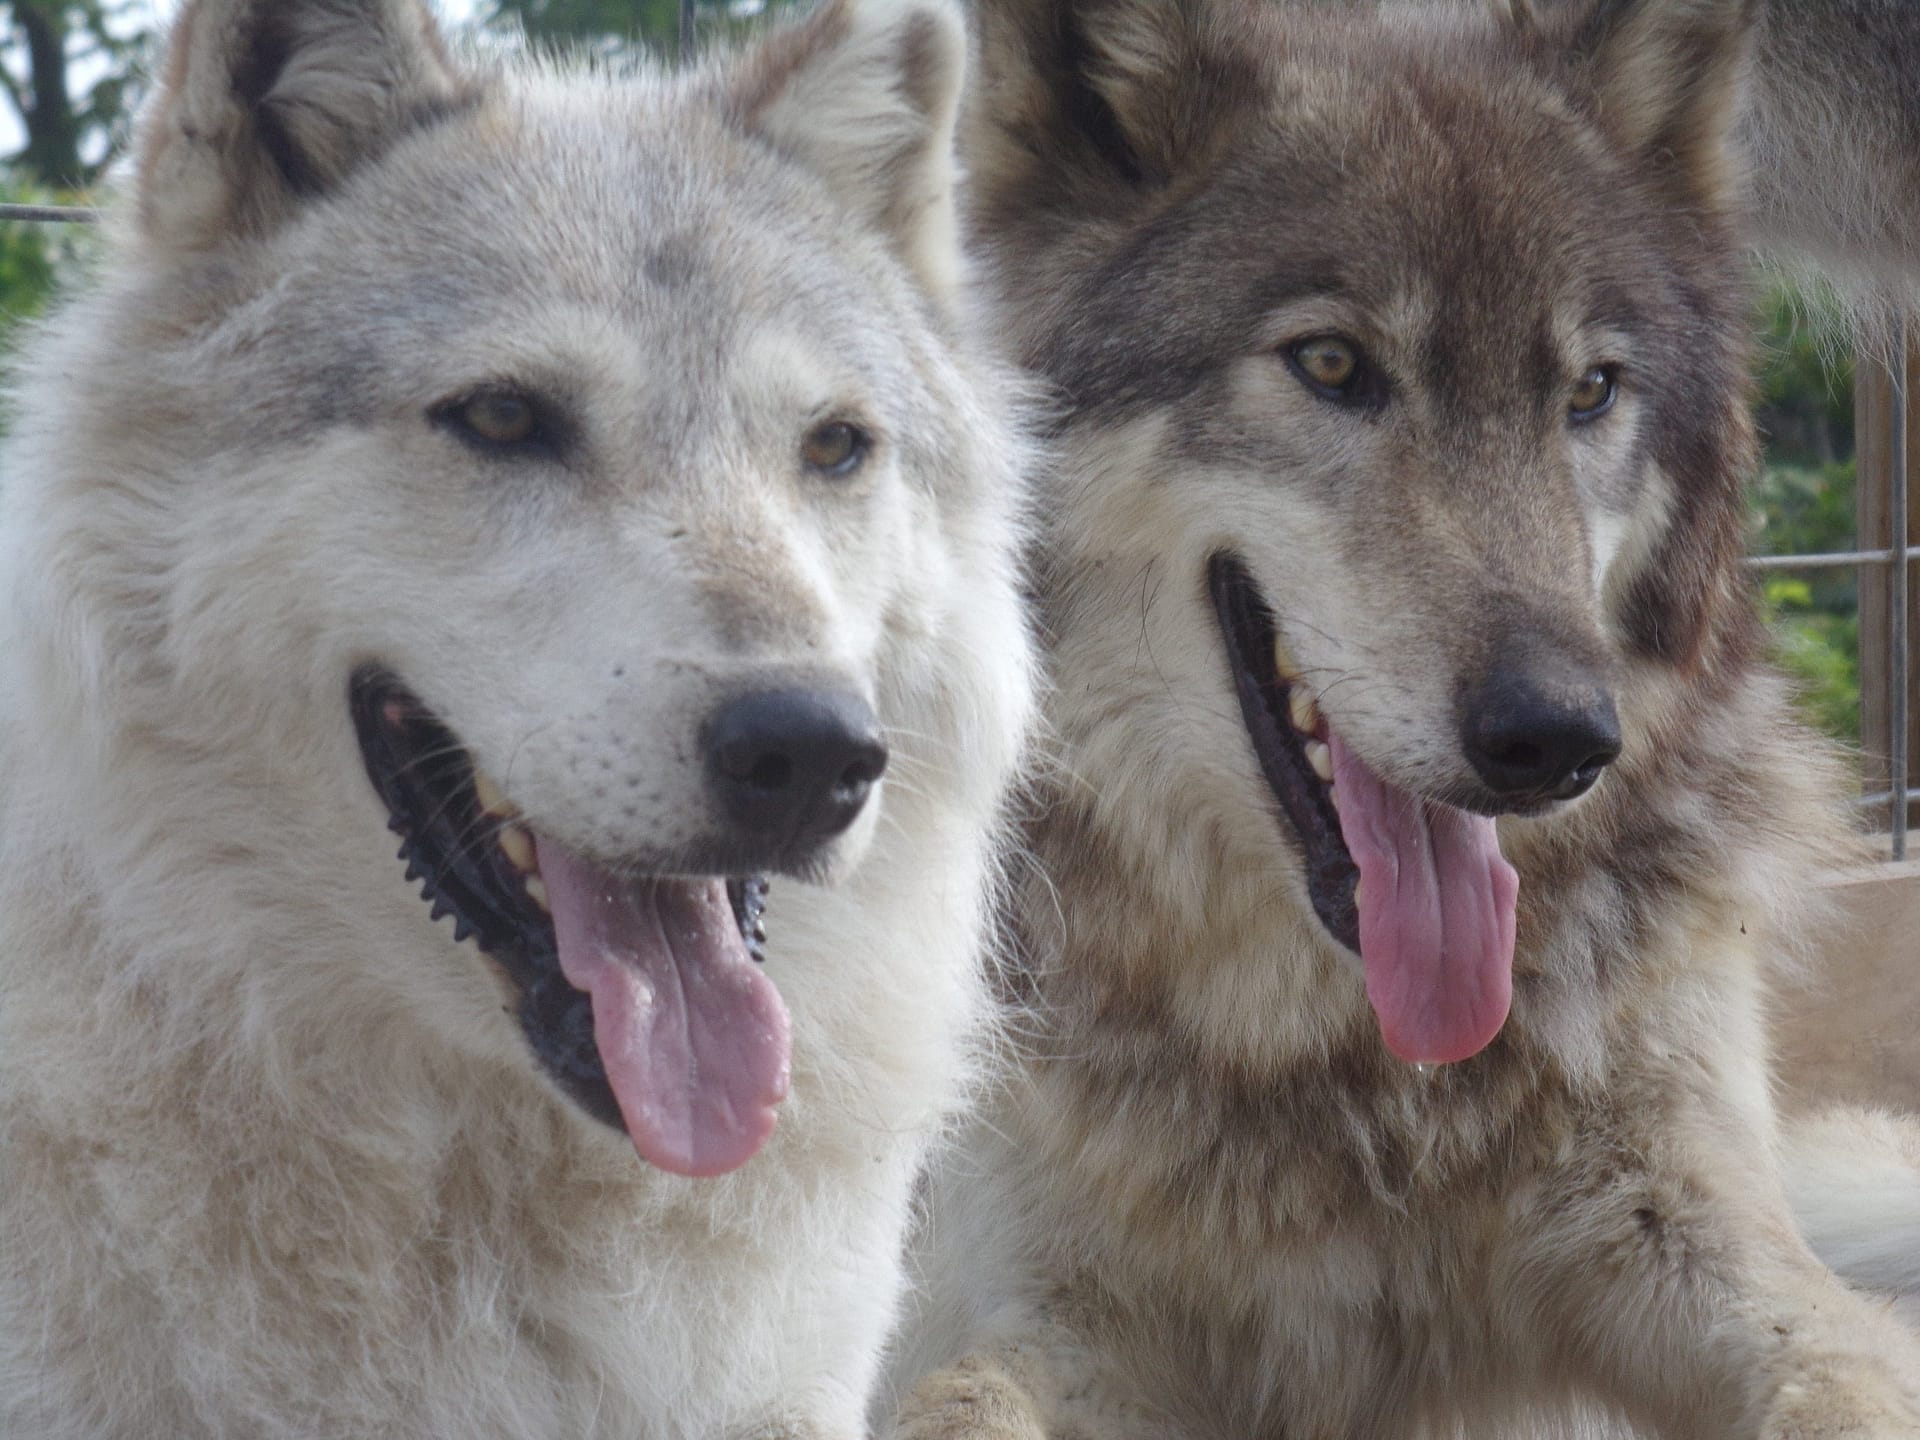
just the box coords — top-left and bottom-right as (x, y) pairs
(135, 0), (474, 251)
(731, 0), (967, 308)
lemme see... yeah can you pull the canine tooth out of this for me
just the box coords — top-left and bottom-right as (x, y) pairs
(524, 875), (551, 914)
(497, 824), (535, 874)
(1305, 738), (1333, 782)
(1289, 689), (1319, 734)
(1273, 632), (1301, 682)
(473, 771), (516, 818)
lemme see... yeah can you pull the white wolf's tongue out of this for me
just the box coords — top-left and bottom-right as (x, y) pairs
(533, 837), (791, 1177)
(1328, 734), (1519, 1064)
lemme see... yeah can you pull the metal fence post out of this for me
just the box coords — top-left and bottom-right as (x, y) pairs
(1892, 325), (1911, 861)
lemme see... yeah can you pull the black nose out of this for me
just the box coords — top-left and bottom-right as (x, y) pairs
(1460, 664), (1621, 802)
(705, 688), (889, 850)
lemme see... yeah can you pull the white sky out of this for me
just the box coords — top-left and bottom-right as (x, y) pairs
(1, 0), (481, 163)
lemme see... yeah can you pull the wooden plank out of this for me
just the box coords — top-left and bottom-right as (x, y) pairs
(1856, 336), (1919, 832)
(1776, 862), (1920, 1111)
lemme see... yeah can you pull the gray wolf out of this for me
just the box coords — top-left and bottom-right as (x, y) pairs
(882, 1), (1920, 1436)
(0, 0), (1035, 1433)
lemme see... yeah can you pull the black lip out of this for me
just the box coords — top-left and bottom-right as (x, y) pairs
(347, 666), (769, 1134)
(1206, 555), (1360, 953)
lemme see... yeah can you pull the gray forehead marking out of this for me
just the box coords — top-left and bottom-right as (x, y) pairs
(644, 234), (703, 291)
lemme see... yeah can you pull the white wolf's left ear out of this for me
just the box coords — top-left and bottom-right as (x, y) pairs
(732, 0), (967, 307)
(1555, 0), (1756, 210)
(135, 0), (474, 251)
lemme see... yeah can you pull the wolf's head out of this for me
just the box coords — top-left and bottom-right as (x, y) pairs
(975, 0), (1763, 1063)
(1, 0), (1031, 1175)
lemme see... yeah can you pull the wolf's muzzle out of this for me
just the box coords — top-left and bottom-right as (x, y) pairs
(705, 688), (889, 856)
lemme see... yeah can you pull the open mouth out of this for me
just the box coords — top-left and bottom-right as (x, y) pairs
(1208, 555), (1360, 951)
(1207, 555), (1520, 1066)
(349, 666), (789, 1177)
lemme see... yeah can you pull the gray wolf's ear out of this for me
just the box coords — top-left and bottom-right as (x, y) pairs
(964, 0), (1262, 198)
(135, 0), (473, 250)
(733, 0), (968, 307)
(1557, 0), (1755, 210)
(1049, 0), (1259, 187)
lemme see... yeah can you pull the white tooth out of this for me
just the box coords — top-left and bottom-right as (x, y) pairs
(1289, 689), (1320, 734)
(1273, 631), (1301, 682)
(524, 874), (550, 914)
(1306, 738), (1333, 782)
(473, 771), (515, 818)
(497, 824), (535, 875)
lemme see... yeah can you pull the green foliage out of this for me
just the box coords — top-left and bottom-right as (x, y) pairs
(482, 0), (802, 55)
(1750, 283), (1862, 748)
(0, 177), (95, 358)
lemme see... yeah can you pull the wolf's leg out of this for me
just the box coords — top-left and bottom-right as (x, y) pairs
(1515, 1117), (1920, 1440)
(893, 1326), (1174, 1440)
(895, 1354), (1049, 1440)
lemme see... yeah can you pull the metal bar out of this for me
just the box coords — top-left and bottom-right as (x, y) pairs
(1891, 323), (1910, 860)
(680, 0), (695, 62)
(1745, 547), (1920, 571)
(0, 203), (98, 224)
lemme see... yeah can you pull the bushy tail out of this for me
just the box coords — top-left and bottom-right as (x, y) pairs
(1782, 1107), (1920, 1315)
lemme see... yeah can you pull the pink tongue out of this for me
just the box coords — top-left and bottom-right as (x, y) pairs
(534, 837), (791, 1177)
(1328, 733), (1519, 1064)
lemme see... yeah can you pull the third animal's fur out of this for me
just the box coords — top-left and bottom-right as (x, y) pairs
(886, 1), (1920, 1437)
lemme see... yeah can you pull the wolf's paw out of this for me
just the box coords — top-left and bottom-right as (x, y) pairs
(1760, 1373), (1920, 1439)
(895, 1357), (1048, 1440)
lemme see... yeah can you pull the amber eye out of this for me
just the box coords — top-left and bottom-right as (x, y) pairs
(1284, 334), (1384, 410)
(801, 420), (869, 477)
(460, 390), (537, 445)
(1569, 366), (1617, 422)
(1293, 336), (1359, 391)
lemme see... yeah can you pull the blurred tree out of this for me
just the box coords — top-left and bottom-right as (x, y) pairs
(1, 0), (148, 187)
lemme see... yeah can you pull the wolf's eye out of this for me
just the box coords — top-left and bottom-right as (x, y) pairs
(801, 420), (870, 478)
(432, 386), (565, 457)
(1569, 367), (1618, 422)
(459, 391), (537, 446)
(1284, 335), (1382, 409)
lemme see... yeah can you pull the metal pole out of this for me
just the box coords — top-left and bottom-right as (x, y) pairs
(1891, 322), (1910, 861)
(0, 204), (97, 224)
(680, 0), (695, 62)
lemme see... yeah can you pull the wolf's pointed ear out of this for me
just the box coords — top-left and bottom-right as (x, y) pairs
(135, 0), (473, 250)
(733, 0), (969, 307)
(1054, 0), (1259, 186)
(1558, 0), (1756, 210)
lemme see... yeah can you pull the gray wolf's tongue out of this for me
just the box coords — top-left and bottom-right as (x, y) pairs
(1327, 734), (1518, 1064)
(533, 837), (791, 1176)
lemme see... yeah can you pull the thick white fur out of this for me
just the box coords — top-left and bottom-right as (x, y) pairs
(0, 1), (1036, 1436)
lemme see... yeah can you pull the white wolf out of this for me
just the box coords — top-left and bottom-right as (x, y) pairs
(0, 0), (1035, 1435)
